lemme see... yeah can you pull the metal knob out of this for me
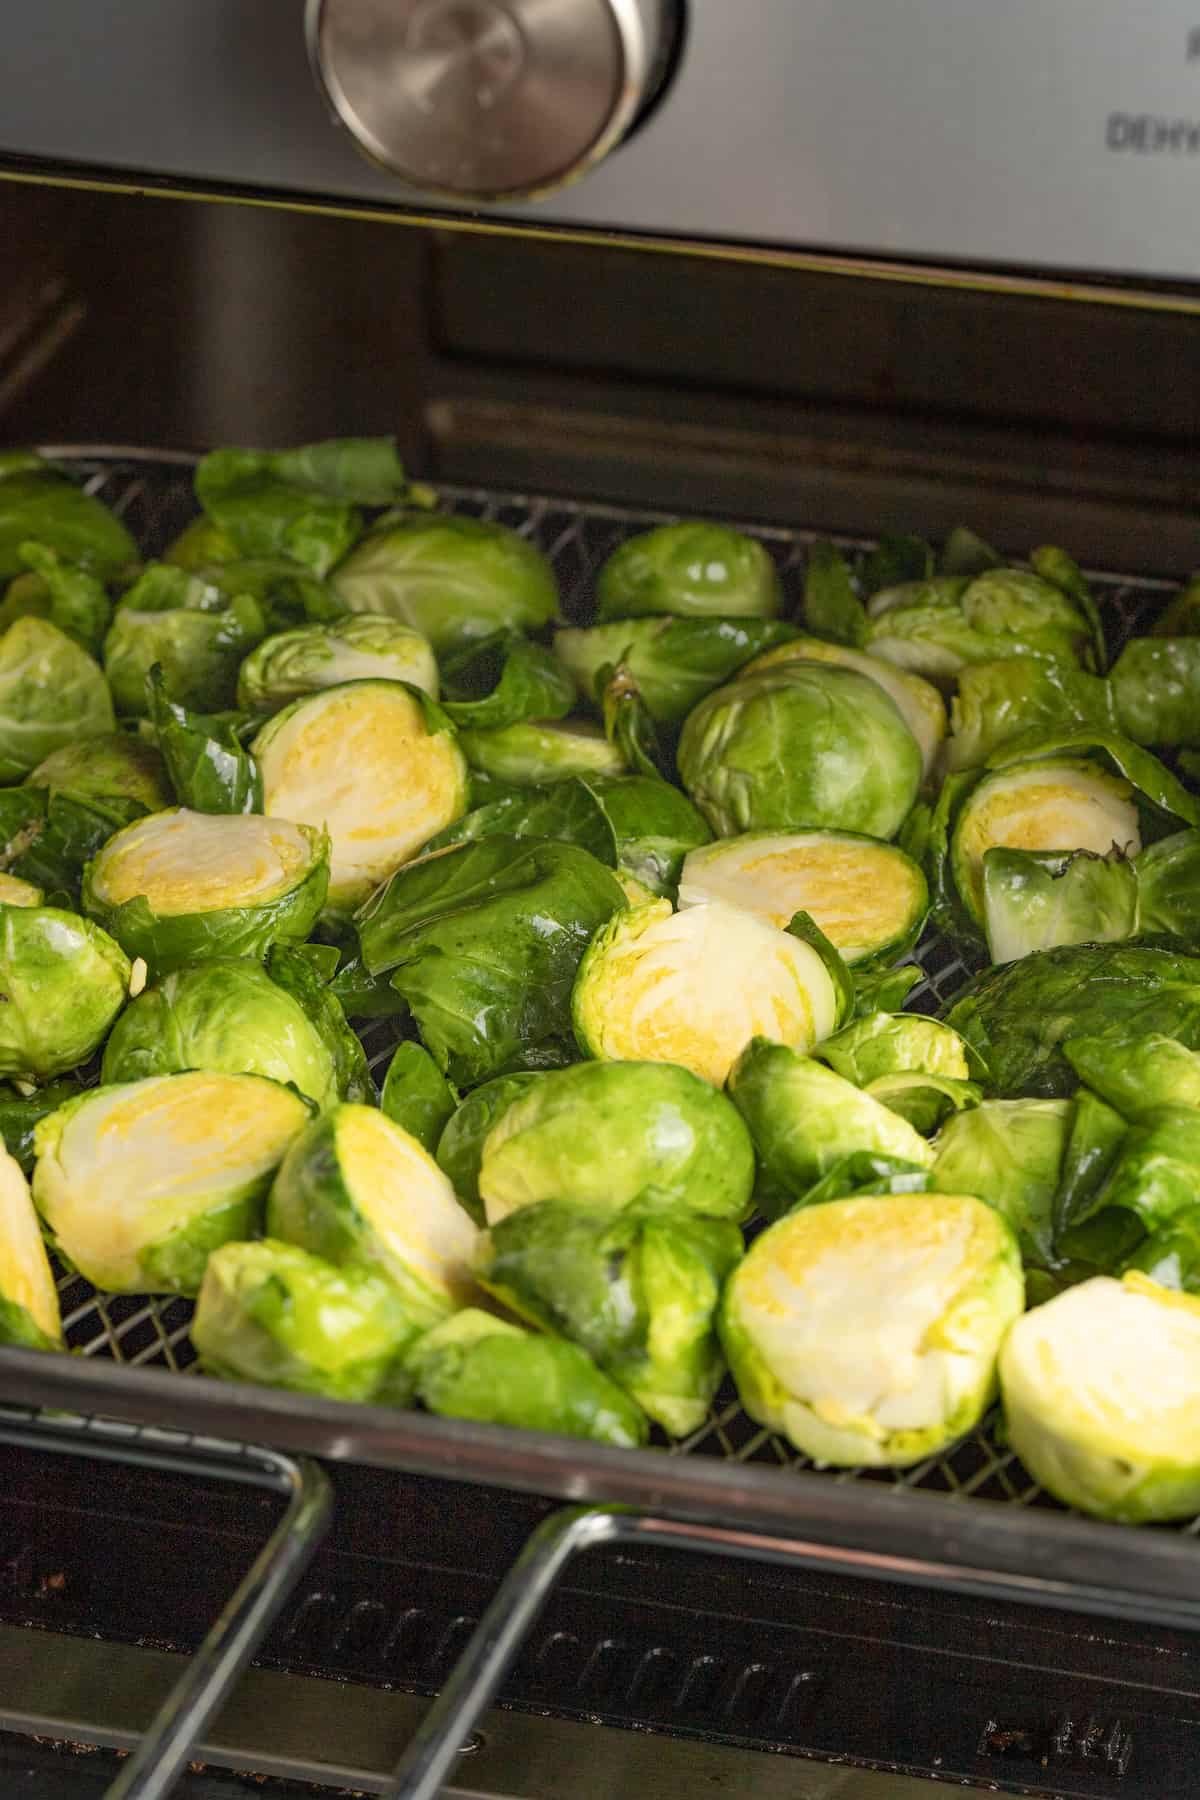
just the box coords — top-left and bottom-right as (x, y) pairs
(306, 0), (674, 201)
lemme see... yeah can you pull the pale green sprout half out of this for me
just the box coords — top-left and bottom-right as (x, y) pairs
(237, 614), (439, 714)
(573, 898), (842, 1088)
(721, 1191), (1023, 1466)
(0, 1143), (62, 1348)
(0, 875), (41, 907)
(1000, 1273), (1200, 1522)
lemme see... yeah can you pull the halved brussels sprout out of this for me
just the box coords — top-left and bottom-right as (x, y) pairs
(1063, 1032), (1200, 1116)
(477, 1200), (743, 1435)
(0, 618), (115, 781)
(982, 847), (1139, 964)
(456, 716), (626, 785)
(819, 1011), (977, 1084)
(0, 905), (131, 1081)
(358, 837), (626, 1088)
(999, 1273), (1200, 1521)
(195, 437), (409, 575)
(554, 617), (796, 726)
(0, 875), (40, 906)
(407, 1307), (648, 1446)
(950, 760), (1140, 929)
(0, 1146), (62, 1349)
(33, 1072), (310, 1294)
(237, 615), (439, 715)
(721, 1191), (1023, 1465)
(678, 832), (928, 966)
(252, 681), (467, 910)
(677, 664), (921, 841)
(27, 732), (171, 812)
(330, 513), (558, 653)
(193, 1238), (417, 1402)
(596, 522), (780, 623)
(739, 636), (946, 779)
(930, 1098), (1071, 1268)
(101, 957), (342, 1108)
(435, 1073), (543, 1222)
(267, 1103), (479, 1323)
(104, 566), (265, 717)
(82, 807), (329, 973)
(946, 658), (1116, 772)
(1111, 638), (1200, 750)
(573, 900), (842, 1088)
(0, 455), (137, 581)
(475, 1060), (755, 1226)
(727, 1039), (934, 1217)
(864, 568), (1095, 681)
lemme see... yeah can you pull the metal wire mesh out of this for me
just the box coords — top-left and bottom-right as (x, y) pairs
(37, 450), (1185, 1518)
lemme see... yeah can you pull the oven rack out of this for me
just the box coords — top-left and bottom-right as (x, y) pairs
(5, 450), (1200, 1793)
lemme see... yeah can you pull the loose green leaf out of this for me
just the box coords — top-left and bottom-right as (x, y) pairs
(147, 665), (261, 814)
(439, 631), (574, 731)
(380, 1041), (458, 1154)
(802, 541), (867, 647)
(7, 543), (112, 653)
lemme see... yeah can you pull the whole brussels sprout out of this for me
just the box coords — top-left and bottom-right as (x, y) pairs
(407, 1307), (648, 1447)
(1111, 638), (1200, 750)
(573, 899), (843, 1088)
(721, 1191), (1023, 1465)
(33, 1072), (311, 1294)
(103, 566), (265, 717)
(596, 523), (780, 622)
(237, 615), (439, 715)
(83, 807), (330, 973)
(999, 1273), (1200, 1521)
(477, 1200), (744, 1434)
(0, 905), (131, 1081)
(330, 513), (559, 653)
(864, 567), (1097, 682)
(252, 680), (468, 911)
(456, 717), (626, 785)
(0, 1145), (62, 1349)
(474, 1060), (756, 1226)
(0, 455), (136, 581)
(0, 618), (115, 781)
(677, 664), (921, 840)
(435, 1072), (543, 1221)
(27, 732), (171, 812)
(194, 1239), (418, 1403)
(554, 616), (796, 726)
(739, 636), (946, 778)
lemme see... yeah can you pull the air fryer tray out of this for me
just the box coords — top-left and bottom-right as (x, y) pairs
(6, 447), (1200, 1637)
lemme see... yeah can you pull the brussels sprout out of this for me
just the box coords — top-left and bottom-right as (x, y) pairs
(0, 874), (40, 906)
(237, 615), (439, 715)
(7, 543), (112, 654)
(1138, 830), (1200, 942)
(439, 631), (574, 732)
(739, 637), (946, 779)
(819, 1011), (977, 1085)
(262, 943), (373, 1105)
(27, 732), (170, 812)
(1064, 1031), (1200, 1116)
(930, 1098), (1070, 1267)
(252, 681), (466, 911)
(800, 540), (869, 647)
(596, 522), (780, 623)
(104, 566), (265, 717)
(0, 905), (131, 1081)
(330, 513), (558, 653)
(195, 437), (409, 575)
(0, 457), (136, 581)
(83, 807), (329, 973)
(727, 1039), (934, 1217)
(999, 1274), (1200, 1522)
(1122, 1209), (1200, 1293)
(554, 617), (797, 727)
(163, 517), (240, 570)
(475, 1060), (755, 1226)
(678, 832), (928, 966)
(407, 1307), (648, 1447)
(266, 1103), (479, 1323)
(456, 716), (626, 785)
(33, 1072), (310, 1294)
(101, 957), (341, 1107)
(477, 1201), (743, 1434)
(677, 664), (921, 841)
(946, 658), (1116, 772)
(193, 1239), (417, 1402)
(0, 617), (115, 781)
(863, 1072), (982, 1137)
(982, 847), (1139, 964)
(146, 668), (261, 815)
(946, 943), (1200, 1098)
(722, 1192), (1023, 1466)
(435, 1073), (542, 1222)
(864, 567), (1096, 681)
(380, 1041), (457, 1154)
(0, 1145), (62, 1349)
(357, 837), (626, 1087)
(573, 900), (841, 1088)
(1110, 639), (1200, 750)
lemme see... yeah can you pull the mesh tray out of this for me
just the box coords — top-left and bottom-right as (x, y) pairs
(20, 448), (1200, 1568)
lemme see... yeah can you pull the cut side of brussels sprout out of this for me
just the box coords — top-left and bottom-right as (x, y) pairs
(0, 874), (40, 907)
(677, 832), (928, 966)
(572, 899), (841, 1088)
(267, 1103), (479, 1322)
(721, 1191), (1023, 1466)
(83, 807), (329, 972)
(476, 1059), (756, 1226)
(237, 615), (439, 714)
(1000, 1273), (1200, 1522)
(950, 760), (1141, 928)
(596, 522), (780, 622)
(739, 636), (946, 778)
(253, 681), (467, 910)
(193, 1238), (417, 1402)
(33, 1072), (311, 1295)
(0, 1145), (62, 1348)
(0, 905), (131, 1081)
(456, 717), (626, 785)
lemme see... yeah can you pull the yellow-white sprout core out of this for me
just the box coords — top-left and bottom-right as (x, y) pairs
(0, 1145), (60, 1342)
(94, 809), (316, 914)
(333, 1105), (479, 1306)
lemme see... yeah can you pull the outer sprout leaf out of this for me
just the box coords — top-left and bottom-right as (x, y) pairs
(802, 541), (867, 647)
(380, 1042), (458, 1154)
(147, 665), (262, 814)
(439, 631), (574, 731)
